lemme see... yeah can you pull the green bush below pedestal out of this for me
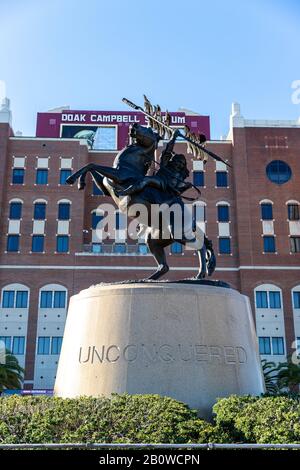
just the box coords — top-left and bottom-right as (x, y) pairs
(0, 393), (299, 444)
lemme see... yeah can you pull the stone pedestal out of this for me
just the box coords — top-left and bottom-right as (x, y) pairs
(54, 283), (265, 418)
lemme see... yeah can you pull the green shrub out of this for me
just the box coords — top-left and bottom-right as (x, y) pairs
(0, 394), (199, 444)
(0, 393), (299, 444)
(213, 395), (300, 443)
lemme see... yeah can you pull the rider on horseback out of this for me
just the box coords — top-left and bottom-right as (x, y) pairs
(119, 129), (193, 198)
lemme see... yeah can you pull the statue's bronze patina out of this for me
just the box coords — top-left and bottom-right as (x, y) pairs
(66, 96), (230, 281)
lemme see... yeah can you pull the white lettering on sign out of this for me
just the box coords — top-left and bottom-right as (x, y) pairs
(62, 114), (141, 124)
(171, 116), (185, 124)
(62, 113), (86, 122)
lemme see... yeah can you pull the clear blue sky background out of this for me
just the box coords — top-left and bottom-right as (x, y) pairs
(0, 0), (299, 138)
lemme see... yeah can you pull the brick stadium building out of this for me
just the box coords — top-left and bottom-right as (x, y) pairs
(0, 98), (300, 391)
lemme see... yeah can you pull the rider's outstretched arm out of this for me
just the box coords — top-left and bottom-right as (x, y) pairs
(160, 129), (181, 167)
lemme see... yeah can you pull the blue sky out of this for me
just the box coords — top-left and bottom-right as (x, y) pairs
(0, 0), (299, 138)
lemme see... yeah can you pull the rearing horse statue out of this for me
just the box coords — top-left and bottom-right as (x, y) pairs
(66, 123), (216, 280)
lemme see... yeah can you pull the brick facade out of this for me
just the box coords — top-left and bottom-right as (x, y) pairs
(0, 105), (299, 389)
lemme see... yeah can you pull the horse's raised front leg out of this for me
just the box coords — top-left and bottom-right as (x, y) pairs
(65, 164), (92, 186)
(66, 163), (127, 187)
(146, 236), (170, 280)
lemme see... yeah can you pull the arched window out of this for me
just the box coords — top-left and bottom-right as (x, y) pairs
(1, 283), (29, 309)
(286, 200), (300, 221)
(254, 284), (285, 357)
(260, 200), (273, 221)
(39, 284), (68, 309)
(57, 200), (71, 220)
(291, 285), (300, 355)
(292, 286), (300, 310)
(216, 201), (230, 222)
(9, 199), (23, 220)
(33, 199), (47, 220)
(255, 284), (282, 309)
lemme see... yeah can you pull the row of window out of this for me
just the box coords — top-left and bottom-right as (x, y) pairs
(0, 334), (293, 357)
(12, 167), (229, 189)
(256, 290), (300, 309)
(37, 336), (63, 355)
(9, 201), (71, 220)
(7, 286), (299, 311)
(12, 167), (102, 195)
(193, 171), (228, 188)
(0, 336), (25, 355)
(0, 336), (63, 356)
(261, 202), (300, 221)
(1, 289), (66, 309)
(12, 169), (71, 185)
(7, 234), (300, 256)
(7, 235), (69, 253)
(258, 336), (285, 355)
(261, 235), (300, 253)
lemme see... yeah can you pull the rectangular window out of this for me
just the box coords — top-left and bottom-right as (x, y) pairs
(93, 182), (103, 195)
(7, 235), (20, 252)
(12, 336), (25, 355)
(256, 291), (268, 308)
(56, 235), (69, 253)
(0, 336), (12, 351)
(51, 337), (63, 355)
(93, 127), (116, 150)
(58, 203), (70, 220)
(40, 291), (53, 308)
(263, 235), (276, 253)
(216, 171), (228, 187)
(36, 169), (48, 185)
(53, 291), (66, 308)
(293, 292), (300, 309)
(171, 242), (183, 254)
(2, 290), (15, 308)
(37, 336), (50, 355)
(92, 243), (103, 253)
(34, 203), (46, 220)
(219, 237), (231, 254)
(12, 169), (24, 184)
(92, 213), (104, 230)
(60, 169), (71, 185)
(259, 337), (271, 355)
(217, 205), (229, 222)
(290, 237), (300, 253)
(288, 204), (300, 221)
(137, 243), (148, 255)
(9, 202), (22, 219)
(261, 203), (273, 220)
(113, 243), (126, 254)
(32, 235), (44, 253)
(193, 171), (204, 187)
(16, 291), (28, 308)
(269, 291), (281, 309)
(272, 337), (285, 355)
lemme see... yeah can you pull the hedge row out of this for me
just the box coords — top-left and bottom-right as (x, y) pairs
(0, 394), (299, 444)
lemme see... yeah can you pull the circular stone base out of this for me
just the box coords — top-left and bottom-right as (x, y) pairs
(54, 283), (265, 418)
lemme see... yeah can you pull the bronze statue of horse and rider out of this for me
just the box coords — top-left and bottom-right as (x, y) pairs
(66, 121), (217, 281)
